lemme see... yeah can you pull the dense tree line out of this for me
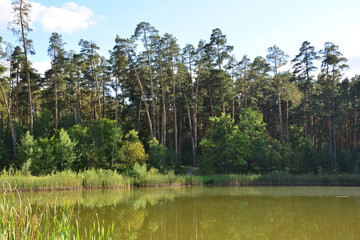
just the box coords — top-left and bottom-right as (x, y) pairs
(0, 0), (359, 174)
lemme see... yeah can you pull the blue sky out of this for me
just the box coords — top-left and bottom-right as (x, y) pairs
(1, 0), (360, 77)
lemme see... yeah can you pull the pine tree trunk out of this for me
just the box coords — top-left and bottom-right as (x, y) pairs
(171, 56), (178, 153)
(207, 78), (214, 117)
(160, 61), (167, 146)
(67, 82), (71, 110)
(0, 83), (16, 161)
(55, 76), (58, 129)
(144, 30), (156, 139)
(186, 100), (196, 167)
(286, 98), (289, 141)
(137, 97), (141, 132)
(244, 66), (248, 109)
(92, 55), (102, 119)
(102, 73), (106, 118)
(192, 54), (202, 166)
(15, 71), (19, 119)
(20, 1), (33, 135)
(53, 47), (58, 130)
(76, 69), (82, 120)
(115, 72), (119, 128)
(128, 53), (154, 138)
(276, 75), (283, 142)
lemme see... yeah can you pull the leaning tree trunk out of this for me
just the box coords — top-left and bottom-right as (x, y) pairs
(128, 53), (154, 139)
(144, 30), (156, 139)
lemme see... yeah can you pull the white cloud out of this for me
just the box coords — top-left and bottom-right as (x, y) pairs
(32, 60), (50, 76)
(0, 0), (100, 33)
(31, 2), (100, 33)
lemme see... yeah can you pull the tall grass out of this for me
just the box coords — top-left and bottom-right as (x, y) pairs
(136, 169), (188, 186)
(189, 173), (360, 186)
(0, 192), (114, 239)
(2, 168), (360, 192)
(0, 169), (132, 191)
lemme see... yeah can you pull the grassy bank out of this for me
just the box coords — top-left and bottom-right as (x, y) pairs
(1, 169), (132, 191)
(195, 173), (360, 186)
(2, 169), (360, 192)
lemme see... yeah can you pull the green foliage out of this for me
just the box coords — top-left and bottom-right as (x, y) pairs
(200, 113), (250, 172)
(54, 129), (77, 171)
(18, 131), (41, 170)
(2, 22), (360, 176)
(238, 108), (271, 172)
(337, 151), (355, 173)
(0, 139), (8, 166)
(124, 129), (140, 142)
(30, 136), (55, 175)
(68, 119), (123, 170)
(18, 129), (76, 175)
(33, 110), (54, 138)
(120, 136), (147, 170)
(200, 110), (273, 173)
(129, 163), (147, 179)
(148, 138), (167, 172)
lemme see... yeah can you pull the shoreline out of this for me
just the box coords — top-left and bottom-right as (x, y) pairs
(2, 171), (360, 192)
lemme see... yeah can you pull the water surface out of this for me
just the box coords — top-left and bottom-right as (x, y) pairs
(19, 187), (360, 239)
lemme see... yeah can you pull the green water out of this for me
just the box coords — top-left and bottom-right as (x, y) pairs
(19, 187), (360, 239)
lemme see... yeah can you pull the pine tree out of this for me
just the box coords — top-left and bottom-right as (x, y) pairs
(319, 42), (348, 160)
(267, 45), (289, 142)
(0, 36), (17, 161)
(48, 32), (66, 130)
(8, 0), (34, 134)
(133, 22), (158, 139)
(292, 41), (318, 139)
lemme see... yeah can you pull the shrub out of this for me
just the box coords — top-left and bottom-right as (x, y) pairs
(200, 113), (250, 172)
(18, 131), (42, 173)
(121, 141), (147, 169)
(148, 138), (166, 172)
(54, 129), (77, 171)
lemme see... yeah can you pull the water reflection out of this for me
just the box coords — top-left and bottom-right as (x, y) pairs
(15, 187), (360, 239)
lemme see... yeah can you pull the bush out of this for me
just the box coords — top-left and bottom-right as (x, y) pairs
(19, 129), (77, 175)
(129, 163), (147, 179)
(338, 151), (355, 173)
(200, 114), (250, 173)
(68, 119), (123, 169)
(54, 129), (77, 171)
(148, 138), (166, 172)
(120, 141), (147, 170)
(18, 131), (42, 172)
(30, 136), (55, 175)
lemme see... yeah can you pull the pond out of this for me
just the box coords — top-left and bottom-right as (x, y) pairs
(18, 187), (360, 239)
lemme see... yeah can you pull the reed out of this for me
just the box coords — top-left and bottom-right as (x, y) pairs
(0, 191), (113, 239)
(2, 169), (360, 192)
